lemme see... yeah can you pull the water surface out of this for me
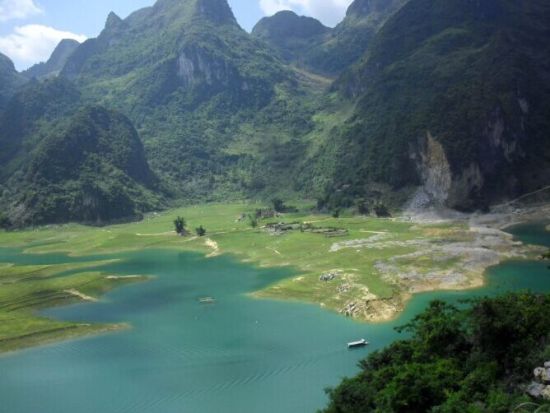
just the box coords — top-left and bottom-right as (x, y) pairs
(0, 223), (548, 413)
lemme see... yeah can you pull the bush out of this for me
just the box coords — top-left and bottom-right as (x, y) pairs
(374, 203), (391, 217)
(195, 225), (206, 237)
(248, 214), (258, 228)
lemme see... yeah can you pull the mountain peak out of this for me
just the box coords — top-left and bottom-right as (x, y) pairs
(23, 39), (80, 79)
(0, 52), (16, 73)
(252, 10), (328, 41)
(194, 0), (237, 25)
(105, 11), (124, 31)
(50, 39), (80, 61)
(0, 52), (26, 109)
(152, 0), (237, 26)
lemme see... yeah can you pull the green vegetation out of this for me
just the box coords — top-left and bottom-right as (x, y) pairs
(0, 104), (162, 226)
(3, 0), (549, 226)
(248, 214), (258, 228)
(0, 258), (147, 353)
(0, 52), (26, 110)
(251, 10), (330, 69)
(22, 39), (80, 80)
(195, 225), (206, 236)
(0, 201), (536, 329)
(321, 293), (550, 413)
(57, 0), (320, 205)
(515, 403), (550, 413)
(174, 216), (187, 235)
(251, 0), (408, 75)
(321, 0), (550, 210)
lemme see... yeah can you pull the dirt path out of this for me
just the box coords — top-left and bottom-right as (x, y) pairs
(64, 289), (98, 302)
(205, 238), (220, 257)
(135, 231), (174, 236)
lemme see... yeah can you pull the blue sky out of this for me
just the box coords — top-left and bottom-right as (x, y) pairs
(0, 0), (353, 71)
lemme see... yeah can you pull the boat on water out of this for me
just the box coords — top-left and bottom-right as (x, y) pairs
(199, 297), (216, 304)
(348, 339), (368, 349)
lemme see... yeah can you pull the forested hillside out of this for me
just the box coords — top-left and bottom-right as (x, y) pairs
(59, 0), (321, 202)
(0, 99), (161, 227)
(0, 0), (549, 226)
(0, 53), (26, 110)
(252, 0), (407, 75)
(322, 293), (550, 412)
(308, 0), (550, 211)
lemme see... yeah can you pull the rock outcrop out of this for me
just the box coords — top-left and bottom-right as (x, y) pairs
(526, 362), (550, 401)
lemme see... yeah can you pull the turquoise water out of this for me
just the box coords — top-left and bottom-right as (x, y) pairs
(0, 223), (549, 413)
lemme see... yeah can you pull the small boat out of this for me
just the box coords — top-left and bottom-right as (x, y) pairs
(199, 297), (216, 304)
(347, 339), (368, 349)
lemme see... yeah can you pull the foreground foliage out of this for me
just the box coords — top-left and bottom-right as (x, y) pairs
(322, 293), (550, 413)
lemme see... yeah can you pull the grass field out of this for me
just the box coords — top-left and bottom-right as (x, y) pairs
(0, 201), (536, 352)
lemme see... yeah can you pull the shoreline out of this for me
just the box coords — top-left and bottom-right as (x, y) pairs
(0, 269), (149, 355)
(0, 322), (131, 357)
(0, 201), (548, 352)
(254, 204), (549, 323)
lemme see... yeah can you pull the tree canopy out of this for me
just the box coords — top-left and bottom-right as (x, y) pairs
(322, 293), (550, 413)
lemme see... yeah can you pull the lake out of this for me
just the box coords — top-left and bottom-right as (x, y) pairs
(0, 222), (549, 413)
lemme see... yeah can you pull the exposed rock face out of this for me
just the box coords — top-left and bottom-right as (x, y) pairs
(176, 47), (238, 89)
(527, 362), (550, 401)
(411, 132), (452, 208)
(415, 100), (528, 211)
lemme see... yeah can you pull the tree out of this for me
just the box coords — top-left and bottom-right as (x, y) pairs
(322, 293), (550, 413)
(374, 203), (391, 217)
(0, 213), (10, 229)
(174, 216), (186, 235)
(248, 214), (258, 228)
(195, 225), (206, 237)
(272, 198), (285, 213)
(356, 198), (370, 215)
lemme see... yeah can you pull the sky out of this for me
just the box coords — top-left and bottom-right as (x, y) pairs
(0, 0), (353, 71)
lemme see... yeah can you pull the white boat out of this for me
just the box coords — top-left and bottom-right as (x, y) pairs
(347, 339), (368, 349)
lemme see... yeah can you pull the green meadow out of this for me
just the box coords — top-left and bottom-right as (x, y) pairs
(0, 202), (521, 352)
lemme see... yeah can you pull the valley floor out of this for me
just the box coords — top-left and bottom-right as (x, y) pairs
(0, 201), (547, 352)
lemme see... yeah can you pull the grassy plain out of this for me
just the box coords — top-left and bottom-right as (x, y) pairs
(0, 201), (536, 352)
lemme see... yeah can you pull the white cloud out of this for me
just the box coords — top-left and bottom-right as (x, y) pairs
(0, 25), (86, 70)
(259, 0), (353, 27)
(0, 0), (42, 22)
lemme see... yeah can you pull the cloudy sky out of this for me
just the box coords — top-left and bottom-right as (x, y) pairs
(0, 0), (353, 71)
